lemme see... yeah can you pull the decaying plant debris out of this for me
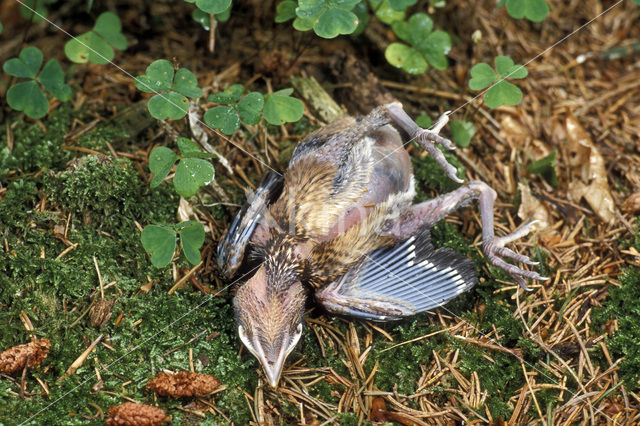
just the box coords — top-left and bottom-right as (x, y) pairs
(146, 370), (221, 398)
(0, 339), (50, 373)
(106, 402), (168, 426)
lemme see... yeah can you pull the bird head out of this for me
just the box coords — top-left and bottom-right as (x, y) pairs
(234, 265), (306, 388)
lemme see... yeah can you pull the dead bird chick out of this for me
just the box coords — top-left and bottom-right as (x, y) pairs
(218, 102), (546, 387)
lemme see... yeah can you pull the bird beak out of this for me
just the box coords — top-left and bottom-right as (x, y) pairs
(254, 338), (289, 388)
(263, 356), (285, 388)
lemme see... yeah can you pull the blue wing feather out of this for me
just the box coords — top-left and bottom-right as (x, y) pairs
(316, 229), (477, 321)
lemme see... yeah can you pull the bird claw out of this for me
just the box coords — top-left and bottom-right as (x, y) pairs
(484, 221), (548, 290)
(412, 113), (463, 184)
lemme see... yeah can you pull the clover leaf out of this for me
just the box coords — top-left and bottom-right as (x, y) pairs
(450, 120), (475, 147)
(185, 0), (232, 14)
(385, 13), (451, 74)
(135, 60), (203, 120)
(179, 221), (205, 265)
(237, 92), (264, 124)
(263, 89), (304, 125)
(64, 12), (128, 64)
(149, 146), (179, 188)
(148, 138), (215, 197)
(19, 0), (56, 22)
(3, 46), (42, 78)
(295, 0), (360, 38)
(276, 0), (297, 22)
(369, 0), (405, 24)
(174, 158), (215, 197)
(468, 56), (528, 109)
(141, 225), (177, 268)
(389, 0), (417, 11)
(141, 220), (206, 268)
(499, 0), (549, 23)
(3, 46), (72, 119)
(204, 106), (241, 134)
(204, 85), (267, 133)
(208, 84), (244, 103)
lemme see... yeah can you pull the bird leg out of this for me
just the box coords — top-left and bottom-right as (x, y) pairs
(385, 180), (546, 290)
(385, 103), (462, 183)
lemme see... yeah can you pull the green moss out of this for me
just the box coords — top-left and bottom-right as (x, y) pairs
(0, 105), (75, 177)
(44, 155), (149, 225)
(76, 122), (129, 151)
(0, 118), (254, 423)
(591, 267), (640, 391)
(412, 151), (464, 201)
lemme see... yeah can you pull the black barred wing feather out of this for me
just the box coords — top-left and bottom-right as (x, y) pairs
(217, 171), (283, 279)
(316, 230), (477, 321)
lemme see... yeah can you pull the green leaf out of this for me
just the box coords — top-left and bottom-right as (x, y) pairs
(196, 0), (231, 14)
(407, 13), (433, 42)
(64, 31), (114, 64)
(273, 88), (294, 96)
(468, 63), (496, 90)
(415, 114), (432, 128)
(6, 80), (49, 119)
(351, 1), (368, 36)
(526, 149), (558, 187)
(0, 21), (3, 33)
(314, 7), (359, 38)
(237, 92), (264, 125)
(276, 0), (297, 22)
(392, 13), (433, 45)
(177, 137), (202, 154)
(296, 0), (361, 38)
(38, 59), (72, 101)
(370, 0), (405, 24)
(93, 12), (128, 50)
(484, 80), (523, 108)
(149, 146), (178, 188)
(203, 105), (241, 134)
(19, 0), (55, 22)
(263, 92), (304, 125)
(3, 46), (43, 78)
(141, 225), (177, 268)
(389, 0), (417, 11)
(385, 43), (427, 74)
(174, 158), (215, 197)
(208, 84), (244, 104)
(418, 30), (451, 70)
(505, 0), (549, 22)
(173, 68), (203, 98)
(450, 120), (475, 147)
(179, 221), (205, 265)
(192, 8), (211, 29)
(64, 12), (127, 64)
(494, 55), (528, 79)
(135, 59), (174, 93)
(292, 15), (315, 31)
(217, 3), (232, 21)
(136, 60), (200, 120)
(148, 92), (190, 120)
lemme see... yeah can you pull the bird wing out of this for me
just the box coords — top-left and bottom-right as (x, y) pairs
(217, 171), (283, 279)
(315, 229), (477, 321)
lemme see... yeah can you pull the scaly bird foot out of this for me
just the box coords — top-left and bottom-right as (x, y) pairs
(483, 221), (548, 291)
(411, 112), (463, 184)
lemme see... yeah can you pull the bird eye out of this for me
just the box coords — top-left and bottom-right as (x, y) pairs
(295, 323), (303, 336)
